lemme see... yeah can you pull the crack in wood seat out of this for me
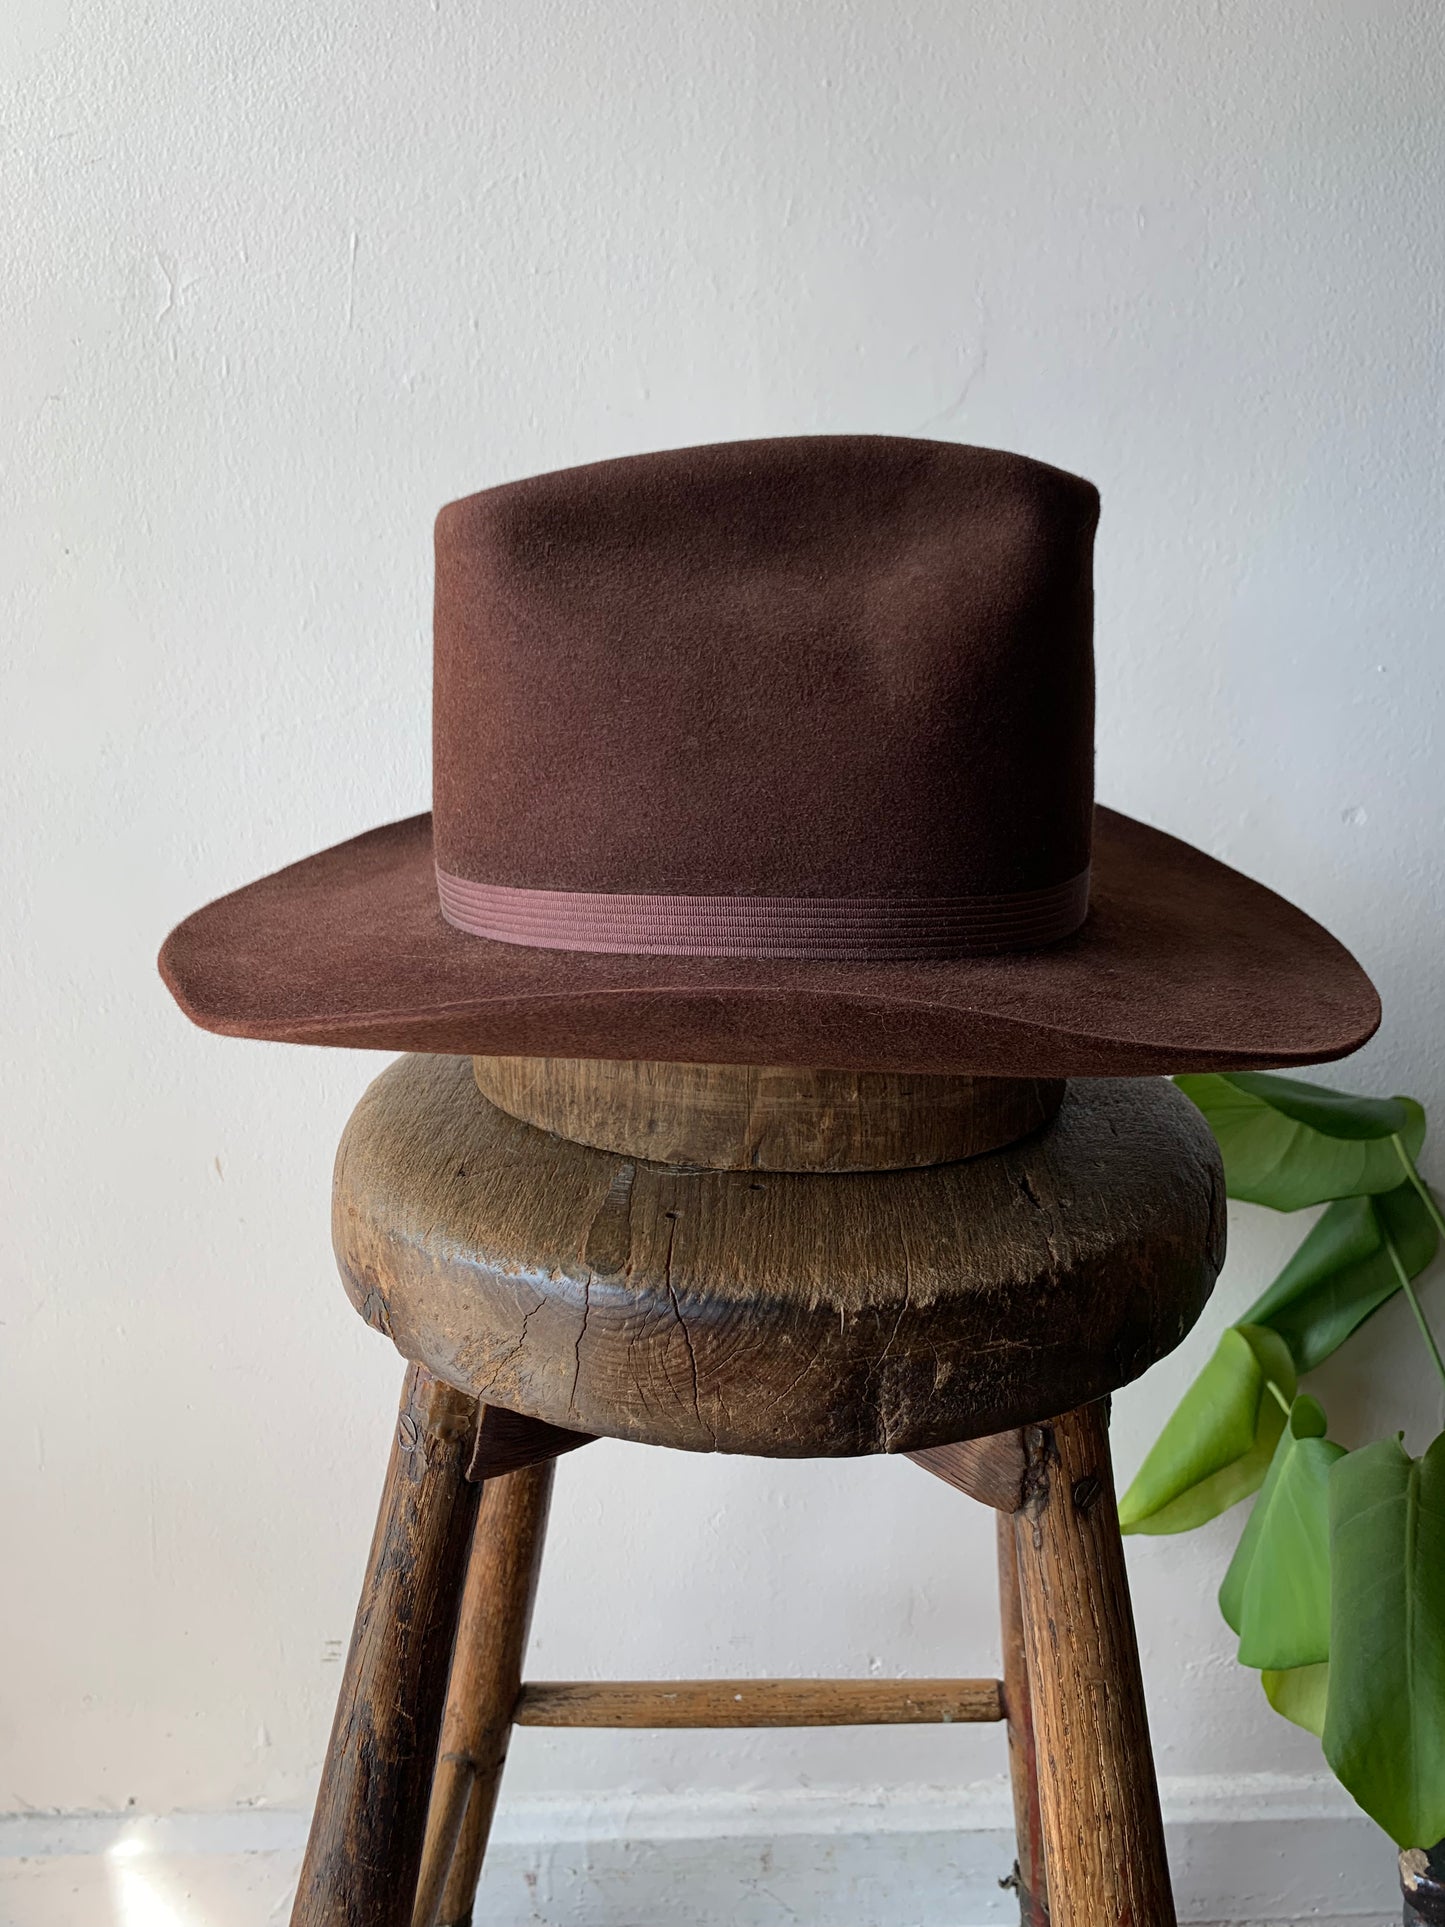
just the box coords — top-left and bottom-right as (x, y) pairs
(333, 1056), (1225, 1456)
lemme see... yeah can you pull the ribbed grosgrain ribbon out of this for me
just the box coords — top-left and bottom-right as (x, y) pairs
(435, 865), (1090, 959)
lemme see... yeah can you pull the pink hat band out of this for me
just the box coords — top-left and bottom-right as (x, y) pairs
(435, 864), (1091, 961)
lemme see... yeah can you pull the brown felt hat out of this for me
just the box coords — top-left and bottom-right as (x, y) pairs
(160, 435), (1379, 1076)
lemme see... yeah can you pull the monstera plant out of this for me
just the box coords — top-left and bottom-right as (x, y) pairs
(1120, 1072), (1445, 1871)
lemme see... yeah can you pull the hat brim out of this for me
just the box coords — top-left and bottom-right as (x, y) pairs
(158, 807), (1379, 1076)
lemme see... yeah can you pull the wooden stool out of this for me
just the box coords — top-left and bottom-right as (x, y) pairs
(294, 1054), (1224, 1927)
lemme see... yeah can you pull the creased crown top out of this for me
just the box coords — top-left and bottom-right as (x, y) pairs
(432, 435), (1099, 934)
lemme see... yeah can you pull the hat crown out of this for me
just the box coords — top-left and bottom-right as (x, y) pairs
(432, 436), (1098, 940)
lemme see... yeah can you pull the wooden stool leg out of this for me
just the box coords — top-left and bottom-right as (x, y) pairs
(998, 1511), (1050, 1927)
(291, 1366), (481, 1927)
(413, 1457), (556, 1927)
(1012, 1401), (1175, 1927)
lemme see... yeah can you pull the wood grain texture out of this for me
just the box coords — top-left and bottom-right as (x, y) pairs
(1013, 1403), (1175, 1927)
(291, 1367), (480, 1927)
(334, 1056), (1224, 1455)
(998, 1510), (1051, 1927)
(909, 1429), (1029, 1512)
(413, 1459), (554, 1927)
(467, 1404), (594, 1482)
(471, 1054), (1064, 1171)
(512, 1677), (1003, 1727)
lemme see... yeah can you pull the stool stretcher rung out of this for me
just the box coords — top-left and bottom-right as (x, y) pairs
(513, 1677), (1003, 1728)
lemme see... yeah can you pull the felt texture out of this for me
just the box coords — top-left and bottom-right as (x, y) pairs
(433, 436), (1098, 898)
(158, 435), (1380, 1074)
(159, 807), (1379, 1075)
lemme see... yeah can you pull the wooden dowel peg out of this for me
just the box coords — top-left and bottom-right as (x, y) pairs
(512, 1677), (1003, 1728)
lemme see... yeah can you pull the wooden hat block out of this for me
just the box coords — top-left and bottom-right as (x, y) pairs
(470, 1054), (1065, 1172)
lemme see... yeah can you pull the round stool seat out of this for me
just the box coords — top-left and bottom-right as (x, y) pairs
(333, 1055), (1224, 1456)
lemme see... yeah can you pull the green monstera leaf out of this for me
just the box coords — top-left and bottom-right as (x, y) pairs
(1242, 1182), (1439, 1374)
(1324, 1432), (1445, 1848)
(1136, 1070), (1445, 1841)
(1174, 1073), (1425, 1211)
(1119, 1325), (1296, 1535)
(1262, 1663), (1330, 1738)
(1219, 1394), (1343, 1669)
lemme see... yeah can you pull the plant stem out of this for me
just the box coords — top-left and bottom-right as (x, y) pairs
(1393, 1132), (1445, 1244)
(1265, 1378), (1293, 1417)
(1382, 1221), (1445, 1393)
(1388, 1133), (1445, 1390)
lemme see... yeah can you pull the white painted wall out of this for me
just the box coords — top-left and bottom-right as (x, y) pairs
(3, 0), (1442, 1917)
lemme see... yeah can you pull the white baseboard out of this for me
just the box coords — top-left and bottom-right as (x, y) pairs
(0, 1776), (1397, 1927)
